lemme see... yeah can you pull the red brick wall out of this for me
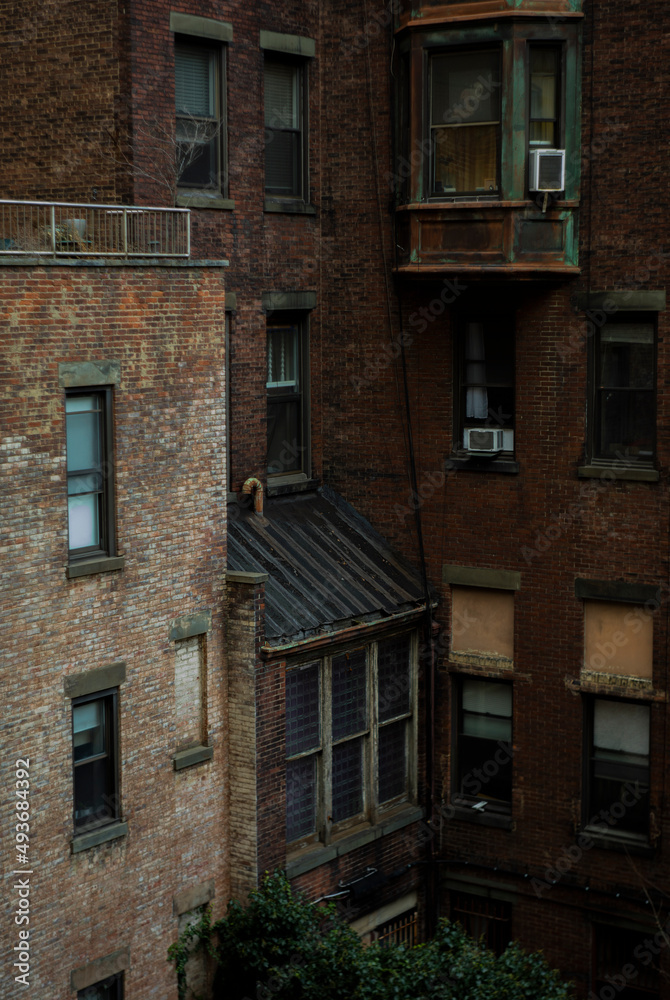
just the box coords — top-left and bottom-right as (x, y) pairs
(0, 261), (227, 1000)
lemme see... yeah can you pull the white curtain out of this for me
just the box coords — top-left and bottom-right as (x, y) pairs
(465, 322), (488, 419)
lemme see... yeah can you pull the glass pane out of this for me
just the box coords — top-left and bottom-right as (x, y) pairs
(530, 48), (558, 118)
(267, 399), (301, 474)
(265, 61), (299, 128)
(332, 738), (363, 821)
(462, 679), (512, 717)
(598, 389), (654, 459)
(600, 340), (654, 389)
(529, 120), (555, 147)
(175, 45), (214, 117)
(594, 701), (649, 756)
(433, 124), (498, 194)
(74, 758), (113, 826)
(601, 323), (654, 345)
(178, 134), (218, 188)
(66, 406), (101, 473)
(590, 771), (649, 835)
(463, 713), (512, 742)
(73, 700), (104, 760)
(285, 664), (320, 756)
(67, 472), (102, 496)
(265, 129), (300, 195)
(378, 635), (411, 721)
(459, 735), (512, 802)
(332, 649), (367, 741)
(68, 494), (99, 550)
(431, 51), (500, 126)
(378, 720), (407, 801)
(286, 755), (317, 841)
(267, 327), (298, 387)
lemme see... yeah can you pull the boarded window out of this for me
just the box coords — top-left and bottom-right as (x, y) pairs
(584, 601), (652, 679)
(451, 587), (514, 661)
(174, 635), (204, 748)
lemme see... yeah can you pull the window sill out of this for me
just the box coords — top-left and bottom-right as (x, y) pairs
(449, 799), (513, 830)
(176, 191), (235, 211)
(577, 464), (659, 482)
(71, 820), (128, 854)
(172, 745), (213, 770)
(264, 198), (316, 215)
(67, 556), (125, 578)
(266, 476), (320, 497)
(579, 824), (654, 857)
(285, 804), (424, 878)
(447, 455), (519, 475)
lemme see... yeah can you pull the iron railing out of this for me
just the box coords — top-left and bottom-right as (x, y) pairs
(0, 200), (190, 258)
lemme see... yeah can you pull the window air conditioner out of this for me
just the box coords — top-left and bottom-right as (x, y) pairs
(464, 428), (505, 453)
(528, 149), (566, 192)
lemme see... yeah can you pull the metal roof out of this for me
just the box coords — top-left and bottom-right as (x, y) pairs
(227, 486), (426, 646)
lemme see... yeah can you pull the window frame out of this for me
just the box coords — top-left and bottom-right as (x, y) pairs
(285, 631), (418, 851)
(72, 688), (120, 835)
(586, 313), (657, 468)
(65, 387), (116, 562)
(263, 53), (308, 204)
(452, 675), (513, 813)
(453, 314), (515, 458)
(583, 696), (651, 841)
(266, 315), (310, 481)
(527, 42), (564, 156)
(174, 35), (227, 197)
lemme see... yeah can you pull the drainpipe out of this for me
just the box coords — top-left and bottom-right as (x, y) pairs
(242, 477), (264, 515)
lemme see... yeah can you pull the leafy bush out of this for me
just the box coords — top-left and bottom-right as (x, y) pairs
(168, 871), (573, 1000)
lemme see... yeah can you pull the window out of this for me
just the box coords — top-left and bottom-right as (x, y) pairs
(584, 698), (650, 838)
(456, 317), (514, 455)
(454, 677), (512, 808)
(266, 320), (307, 477)
(590, 316), (655, 465)
(528, 46), (561, 152)
(72, 690), (119, 833)
(78, 974), (123, 1000)
(430, 48), (501, 196)
(264, 56), (305, 199)
(594, 925), (659, 1000)
(450, 892), (512, 956)
(285, 633), (416, 846)
(66, 389), (115, 560)
(175, 39), (225, 192)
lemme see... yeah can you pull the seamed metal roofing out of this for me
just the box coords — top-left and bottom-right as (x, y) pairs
(227, 486), (426, 645)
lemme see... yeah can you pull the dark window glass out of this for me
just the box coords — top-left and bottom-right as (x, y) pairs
(78, 972), (123, 1000)
(594, 321), (655, 462)
(378, 635), (411, 721)
(72, 692), (118, 832)
(286, 755), (317, 842)
(450, 893), (512, 956)
(332, 650), (367, 741)
(286, 664), (320, 756)
(265, 58), (304, 197)
(267, 323), (303, 475)
(431, 49), (501, 195)
(594, 925), (659, 998)
(587, 699), (650, 836)
(378, 719), (407, 802)
(332, 737), (364, 822)
(529, 46), (560, 149)
(457, 678), (512, 804)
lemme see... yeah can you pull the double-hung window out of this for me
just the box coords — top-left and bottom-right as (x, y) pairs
(454, 677), (513, 808)
(175, 39), (224, 192)
(266, 320), (306, 476)
(590, 316), (656, 465)
(66, 389), (115, 560)
(264, 56), (305, 200)
(430, 48), (501, 197)
(584, 698), (650, 838)
(285, 633), (416, 847)
(72, 690), (120, 833)
(456, 317), (515, 456)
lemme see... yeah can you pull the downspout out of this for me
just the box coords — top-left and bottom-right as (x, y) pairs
(242, 477), (264, 515)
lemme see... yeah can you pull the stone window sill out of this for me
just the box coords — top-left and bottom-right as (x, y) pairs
(264, 198), (316, 215)
(71, 820), (128, 853)
(580, 824), (654, 857)
(447, 455), (519, 475)
(266, 476), (320, 497)
(173, 745), (213, 770)
(578, 464), (659, 482)
(449, 799), (513, 830)
(176, 191), (235, 211)
(67, 556), (125, 578)
(286, 804), (424, 878)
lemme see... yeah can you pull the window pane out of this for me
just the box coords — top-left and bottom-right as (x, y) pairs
(175, 45), (214, 117)
(286, 664), (320, 756)
(598, 390), (654, 459)
(265, 129), (300, 195)
(68, 494), (100, 550)
(267, 400), (301, 474)
(462, 679), (512, 717)
(66, 403), (101, 473)
(178, 132), (218, 188)
(73, 700), (104, 760)
(594, 701), (649, 756)
(268, 326), (299, 387)
(265, 62), (299, 128)
(78, 973), (123, 1000)
(431, 51), (500, 126)
(332, 737), (363, 821)
(378, 635), (411, 721)
(600, 339), (654, 389)
(332, 649), (367, 741)
(434, 124), (498, 194)
(378, 719), (407, 801)
(74, 757), (113, 826)
(286, 755), (317, 841)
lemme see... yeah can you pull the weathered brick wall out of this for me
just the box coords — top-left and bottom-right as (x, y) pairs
(0, 261), (227, 1000)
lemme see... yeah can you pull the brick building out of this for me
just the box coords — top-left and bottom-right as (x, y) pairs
(1, 0), (670, 997)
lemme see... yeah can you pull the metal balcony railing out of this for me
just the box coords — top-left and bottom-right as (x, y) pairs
(0, 200), (190, 258)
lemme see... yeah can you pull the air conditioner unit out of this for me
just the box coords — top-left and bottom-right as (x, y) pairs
(528, 149), (566, 192)
(464, 427), (505, 453)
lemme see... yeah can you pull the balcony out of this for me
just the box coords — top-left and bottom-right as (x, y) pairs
(0, 200), (190, 259)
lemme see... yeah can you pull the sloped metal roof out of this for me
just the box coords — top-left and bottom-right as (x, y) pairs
(227, 486), (426, 645)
